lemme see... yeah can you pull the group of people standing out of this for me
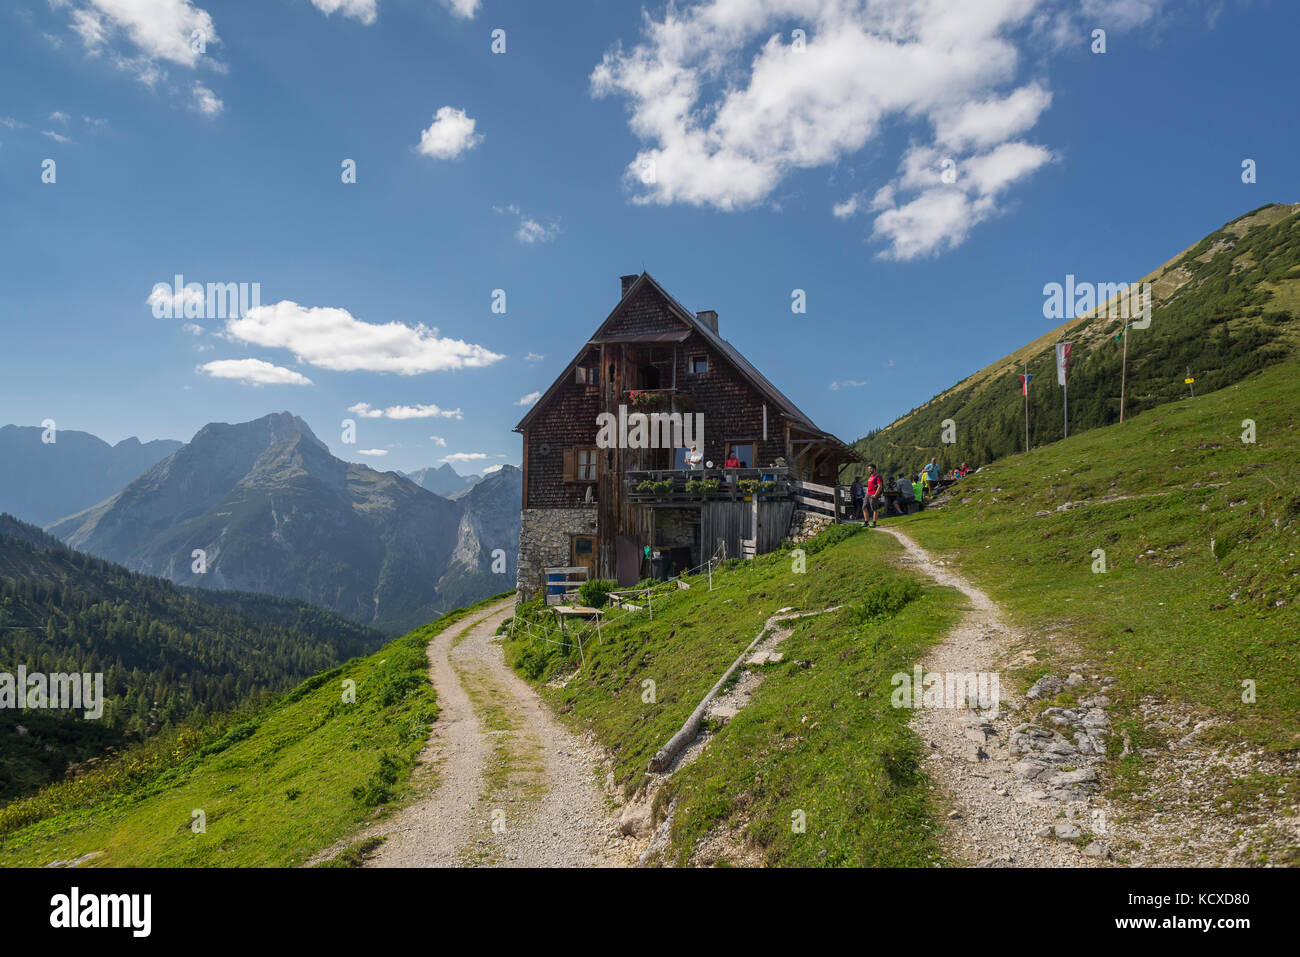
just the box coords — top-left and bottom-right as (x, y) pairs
(847, 458), (973, 527)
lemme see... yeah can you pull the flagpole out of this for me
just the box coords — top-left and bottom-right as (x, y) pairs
(1119, 314), (1130, 423)
(1024, 364), (1030, 454)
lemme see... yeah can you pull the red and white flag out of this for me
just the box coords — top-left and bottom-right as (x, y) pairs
(1055, 341), (1074, 386)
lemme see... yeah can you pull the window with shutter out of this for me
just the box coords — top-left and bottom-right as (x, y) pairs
(562, 448), (576, 482)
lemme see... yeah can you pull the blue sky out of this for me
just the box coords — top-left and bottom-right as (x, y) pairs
(1, 0), (1295, 477)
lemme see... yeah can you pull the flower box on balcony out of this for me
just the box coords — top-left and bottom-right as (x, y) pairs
(627, 390), (669, 411)
(684, 477), (721, 497)
(635, 478), (675, 496)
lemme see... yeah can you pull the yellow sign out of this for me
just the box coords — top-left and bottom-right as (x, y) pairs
(1184, 377), (1195, 384)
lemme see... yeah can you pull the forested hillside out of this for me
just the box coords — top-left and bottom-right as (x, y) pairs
(852, 204), (1300, 479)
(0, 513), (386, 801)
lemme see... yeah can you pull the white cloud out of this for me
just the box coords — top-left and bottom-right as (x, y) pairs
(439, 0), (480, 18)
(308, 0), (377, 25)
(932, 83), (1052, 151)
(493, 204), (561, 244)
(357, 448), (388, 456)
(49, 111), (70, 125)
(66, 0), (219, 70)
(148, 283), (204, 314)
(524, 352), (544, 362)
(440, 452), (489, 464)
(226, 301), (504, 375)
(347, 402), (463, 420)
(828, 379), (868, 390)
(428, 435), (447, 447)
(517, 218), (560, 244)
(869, 139), (1054, 260)
(59, 1), (223, 106)
(1080, 0), (1166, 31)
(514, 391), (541, 406)
(181, 321), (203, 335)
(416, 106), (482, 160)
(0, 117), (26, 129)
(191, 81), (223, 115)
(832, 195), (861, 219)
(82, 115), (110, 132)
(198, 358), (313, 386)
(42, 130), (73, 143)
(591, 0), (1113, 258)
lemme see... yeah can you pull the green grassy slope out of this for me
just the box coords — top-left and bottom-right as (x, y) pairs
(502, 530), (964, 866)
(0, 513), (388, 802)
(852, 203), (1300, 480)
(0, 595), (507, 868)
(892, 362), (1298, 855)
(898, 361), (1298, 745)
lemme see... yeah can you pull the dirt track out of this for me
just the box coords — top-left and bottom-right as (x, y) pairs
(365, 601), (626, 868)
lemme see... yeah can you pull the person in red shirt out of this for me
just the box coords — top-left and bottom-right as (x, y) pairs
(724, 450), (741, 469)
(864, 465), (883, 527)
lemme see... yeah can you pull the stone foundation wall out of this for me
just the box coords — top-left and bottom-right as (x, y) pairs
(516, 506), (598, 601)
(787, 509), (835, 545)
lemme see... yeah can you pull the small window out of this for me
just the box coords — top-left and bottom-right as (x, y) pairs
(688, 355), (708, 375)
(575, 366), (599, 386)
(576, 448), (598, 482)
(574, 538), (594, 556)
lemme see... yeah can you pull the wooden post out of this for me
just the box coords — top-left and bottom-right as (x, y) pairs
(832, 484), (843, 524)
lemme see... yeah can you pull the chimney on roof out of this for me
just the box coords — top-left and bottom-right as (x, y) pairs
(620, 275), (639, 298)
(696, 310), (718, 334)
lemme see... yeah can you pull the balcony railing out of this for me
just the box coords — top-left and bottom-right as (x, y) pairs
(625, 467), (790, 504)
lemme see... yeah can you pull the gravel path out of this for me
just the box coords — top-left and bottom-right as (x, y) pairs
(367, 601), (626, 868)
(877, 527), (1110, 867)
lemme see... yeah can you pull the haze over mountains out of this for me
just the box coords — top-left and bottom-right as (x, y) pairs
(0, 426), (182, 527)
(405, 463), (484, 498)
(0, 413), (520, 633)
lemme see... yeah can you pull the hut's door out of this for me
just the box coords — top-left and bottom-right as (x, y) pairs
(570, 535), (597, 583)
(615, 534), (641, 587)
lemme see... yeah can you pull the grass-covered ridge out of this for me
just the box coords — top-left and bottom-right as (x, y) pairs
(0, 512), (389, 802)
(502, 529), (964, 866)
(853, 203), (1300, 480)
(902, 361), (1298, 749)
(0, 594), (509, 868)
(894, 362), (1299, 856)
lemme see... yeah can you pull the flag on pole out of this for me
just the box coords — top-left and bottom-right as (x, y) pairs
(1019, 373), (1033, 395)
(1055, 342), (1074, 385)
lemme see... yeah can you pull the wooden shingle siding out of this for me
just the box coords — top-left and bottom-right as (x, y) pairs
(524, 365), (603, 508)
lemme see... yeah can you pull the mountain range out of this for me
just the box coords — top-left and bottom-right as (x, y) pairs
(405, 463), (484, 498)
(25, 413), (518, 633)
(0, 426), (182, 527)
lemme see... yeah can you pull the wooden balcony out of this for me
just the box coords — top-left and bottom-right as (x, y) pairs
(625, 467), (791, 505)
